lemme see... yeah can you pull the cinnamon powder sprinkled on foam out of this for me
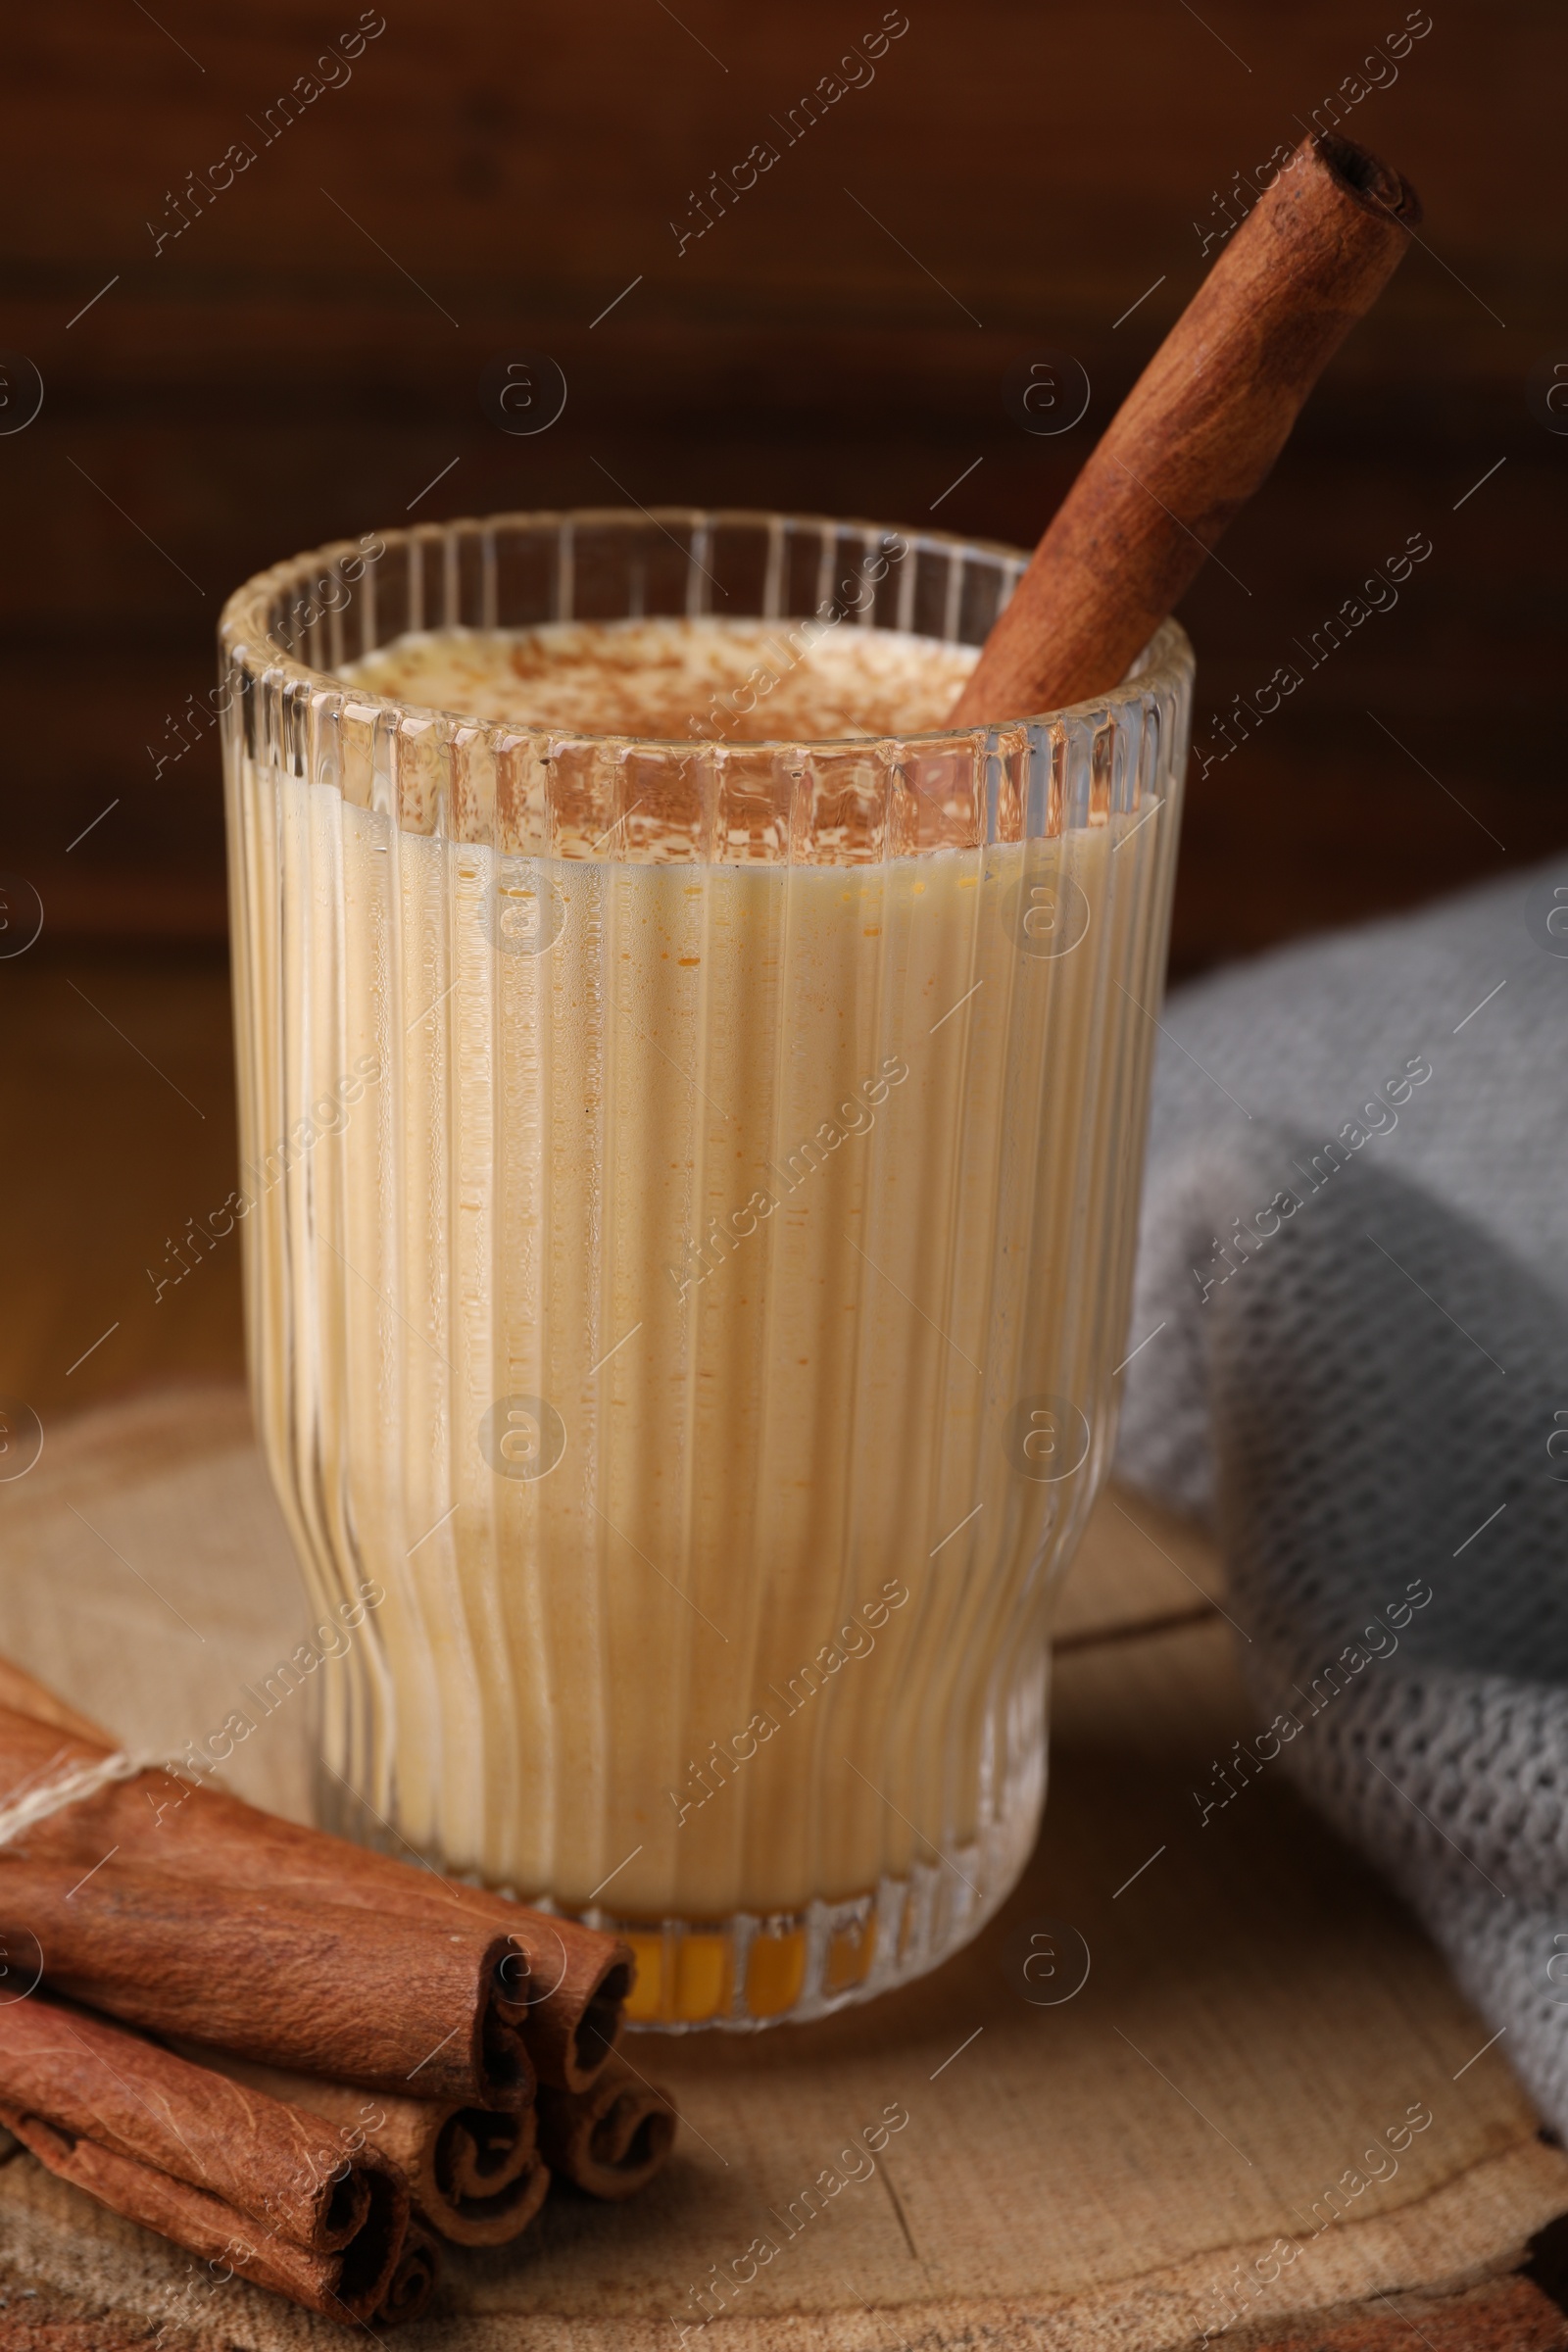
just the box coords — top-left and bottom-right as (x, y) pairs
(339, 615), (978, 743)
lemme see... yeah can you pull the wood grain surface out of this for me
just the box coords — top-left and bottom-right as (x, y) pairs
(1, 1385), (1564, 2348)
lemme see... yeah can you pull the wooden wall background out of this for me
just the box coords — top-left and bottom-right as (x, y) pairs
(1, 0), (1563, 976)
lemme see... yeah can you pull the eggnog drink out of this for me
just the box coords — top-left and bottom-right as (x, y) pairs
(223, 524), (1188, 2029)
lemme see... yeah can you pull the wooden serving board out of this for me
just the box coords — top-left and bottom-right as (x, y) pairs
(1, 1386), (1563, 2351)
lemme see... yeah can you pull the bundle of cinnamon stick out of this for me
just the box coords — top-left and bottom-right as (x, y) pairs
(0, 1663), (676, 2329)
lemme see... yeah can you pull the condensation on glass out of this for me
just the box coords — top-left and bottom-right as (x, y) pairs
(220, 509), (1193, 2029)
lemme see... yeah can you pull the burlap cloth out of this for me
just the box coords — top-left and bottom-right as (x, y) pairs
(1, 1387), (1562, 2349)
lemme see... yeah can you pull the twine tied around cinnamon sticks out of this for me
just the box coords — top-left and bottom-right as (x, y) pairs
(0, 1661), (669, 2330)
(0, 1743), (162, 1848)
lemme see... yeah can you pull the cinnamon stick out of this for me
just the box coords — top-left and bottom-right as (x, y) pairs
(377, 2219), (442, 2325)
(0, 1853), (532, 2108)
(0, 1994), (409, 2326)
(537, 2055), (677, 2201)
(0, 1686), (632, 2092)
(949, 133), (1421, 724)
(188, 2051), (553, 2249)
(387, 2098), (551, 2247)
(2, 2111), (409, 2326)
(0, 1994), (377, 2250)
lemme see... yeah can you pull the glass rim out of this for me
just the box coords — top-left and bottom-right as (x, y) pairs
(219, 505), (1196, 756)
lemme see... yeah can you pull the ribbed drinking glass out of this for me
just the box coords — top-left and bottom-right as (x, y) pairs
(220, 508), (1191, 2029)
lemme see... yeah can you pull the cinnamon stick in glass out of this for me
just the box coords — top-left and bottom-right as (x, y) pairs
(537, 2055), (677, 2201)
(0, 1994), (410, 2326)
(950, 133), (1421, 724)
(0, 1684), (631, 2092)
(0, 1854), (532, 2108)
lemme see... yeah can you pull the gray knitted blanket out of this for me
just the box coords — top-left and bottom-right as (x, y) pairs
(1114, 859), (1568, 2133)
